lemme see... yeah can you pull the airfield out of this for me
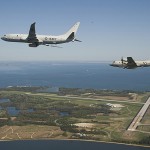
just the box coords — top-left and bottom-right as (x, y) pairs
(0, 87), (149, 146)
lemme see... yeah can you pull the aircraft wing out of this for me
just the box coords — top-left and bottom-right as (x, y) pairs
(27, 22), (39, 43)
(127, 57), (137, 68)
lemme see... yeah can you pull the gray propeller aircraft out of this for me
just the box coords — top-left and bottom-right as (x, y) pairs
(1, 22), (81, 47)
(110, 57), (150, 69)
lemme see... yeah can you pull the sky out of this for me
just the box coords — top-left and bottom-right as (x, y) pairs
(0, 0), (150, 61)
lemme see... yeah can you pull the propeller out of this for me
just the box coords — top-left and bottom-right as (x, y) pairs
(121, 57), (128, 69)
(121, 57), (124, 64)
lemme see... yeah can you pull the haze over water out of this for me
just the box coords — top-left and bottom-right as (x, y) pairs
(0, 61), (150, 91)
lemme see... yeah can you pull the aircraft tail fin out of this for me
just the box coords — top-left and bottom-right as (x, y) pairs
(65, 22), (80, 41)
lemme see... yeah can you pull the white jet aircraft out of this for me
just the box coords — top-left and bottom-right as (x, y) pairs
(1, 22), (81, 47)
(110, 57), (150, 69)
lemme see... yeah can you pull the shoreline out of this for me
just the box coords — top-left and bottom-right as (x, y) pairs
(0, 138), (150, 148)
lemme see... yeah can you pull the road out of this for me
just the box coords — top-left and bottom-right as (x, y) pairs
(127, 97), (150, 131)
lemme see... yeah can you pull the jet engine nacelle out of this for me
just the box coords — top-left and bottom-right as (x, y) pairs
(29, 43), (38, 47)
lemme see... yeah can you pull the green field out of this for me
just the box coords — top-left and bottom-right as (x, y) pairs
(0, 87), (149, 146)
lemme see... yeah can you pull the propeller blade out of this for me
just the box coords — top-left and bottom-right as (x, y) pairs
(121, 57), (124, 64)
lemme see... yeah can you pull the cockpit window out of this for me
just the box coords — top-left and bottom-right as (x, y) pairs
(4, 35), (6, 36)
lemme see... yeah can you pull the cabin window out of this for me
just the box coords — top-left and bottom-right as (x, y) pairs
(45, 37), (48, 40)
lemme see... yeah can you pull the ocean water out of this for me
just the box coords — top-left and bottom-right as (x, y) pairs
(0, 140), (149, 150)
(0, 61), (150, 91)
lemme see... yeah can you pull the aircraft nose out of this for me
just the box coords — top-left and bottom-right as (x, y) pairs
(110, 62), (116, 67)
(109, 64), (113, 66)
(1, 36), (4, 40)
(1, 35), (7, 40)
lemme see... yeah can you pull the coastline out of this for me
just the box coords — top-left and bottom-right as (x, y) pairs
(0, 138), (149, 148)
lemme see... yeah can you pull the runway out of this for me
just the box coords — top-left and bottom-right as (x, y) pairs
(127, 97), (150, 131)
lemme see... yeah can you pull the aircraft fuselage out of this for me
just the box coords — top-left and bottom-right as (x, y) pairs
(1, 22), (81, 47)
(1, 34), (68, 44)
(110, 59), (150, 69)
